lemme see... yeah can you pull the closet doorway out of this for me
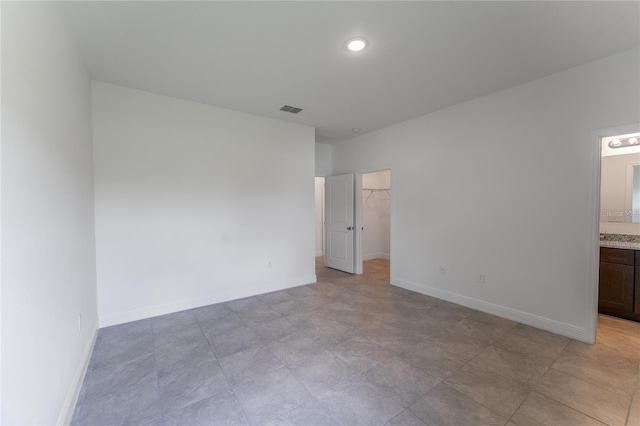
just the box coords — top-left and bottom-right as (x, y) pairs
(356, 170), (391, 276)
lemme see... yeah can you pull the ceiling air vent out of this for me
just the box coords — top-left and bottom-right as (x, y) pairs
(280, 105), (303, 114)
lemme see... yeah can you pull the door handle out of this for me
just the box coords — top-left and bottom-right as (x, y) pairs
(347, 226), (353, 230)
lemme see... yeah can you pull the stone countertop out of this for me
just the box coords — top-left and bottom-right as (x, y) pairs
(600, 234), (640, 250)
(600, 240), (640, 251)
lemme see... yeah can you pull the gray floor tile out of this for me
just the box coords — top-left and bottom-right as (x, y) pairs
(359, 324), (424, 355)
(469, 345), (551, 386)
(152, 310), (198, 335)
(155, 338), (216, 376)
(329, 335), (394, 372)
(270, 298), (315, 316)
(286, 285), (320, 298)
(268, 331), (326, 366)
(298, 317), (358, 347)
(449, 317), (513, 344)
(409, 384), (506, 426)
(233, 367), (312, 425)
(200, 314), (246, 340)
(237, 305), (283, 327)
(72, 261), (639, 426)
(425, 330), (489, 361)
(444, 363), (530, 418)
(90, 334), (155, 372)
(158, 358), (230, 416)
(163, 389), (249, 426)
(534, 368), (630, 426)
(227, 296), (269, 313)
(74, 380), (161, 426)
(318, 376), (404, 426)
(510, 392), (605, 426)
(550, 350), (637, 397)
(153, 323), (206, 351)
(248, 316), (298, 342)
(84, 353), (157, 402)
(259, 290), (294, 306)
(385, 409), (428, 426)
(288, 350), (358, 398)
(218, 345), (283, 386)
(208, 326), (264, 357)
(265, 399), (338, 426)
(363, 356), (440, 408)
(191, 303), (236, 324)
(400, 341), (466, 380)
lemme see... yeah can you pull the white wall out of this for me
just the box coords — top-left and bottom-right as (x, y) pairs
(362, 170), (391, 260)
(1, 2), (98, 424)
(92, 82), (316, 326)
(314, 177), (325, 257)
(315, 142), (332, 177)
(333, 48), (640, 341)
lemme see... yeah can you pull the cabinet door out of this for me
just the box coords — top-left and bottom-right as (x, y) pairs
(636, 267), (640, 314)
(599, 262), (634, 316)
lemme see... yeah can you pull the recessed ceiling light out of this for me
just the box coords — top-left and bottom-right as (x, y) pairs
(352, 128), (361, 133)
(346, 38), (367, 52)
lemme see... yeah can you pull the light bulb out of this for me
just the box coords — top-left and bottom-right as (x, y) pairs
(346, 38), (367, 52)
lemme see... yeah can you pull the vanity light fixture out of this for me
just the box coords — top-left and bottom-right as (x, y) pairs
(346, 37), (368, 52)
(609, 137), (640, 149)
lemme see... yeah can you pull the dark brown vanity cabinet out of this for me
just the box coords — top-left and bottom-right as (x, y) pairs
(598, 247), (639, 321)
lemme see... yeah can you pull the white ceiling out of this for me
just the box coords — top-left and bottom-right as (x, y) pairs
(64, 1), (640, 144)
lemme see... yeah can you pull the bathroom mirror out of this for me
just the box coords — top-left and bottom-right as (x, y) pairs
(601, 152), (640, 226)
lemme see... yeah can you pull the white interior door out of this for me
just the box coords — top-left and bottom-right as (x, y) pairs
(325, 173), (355, 273)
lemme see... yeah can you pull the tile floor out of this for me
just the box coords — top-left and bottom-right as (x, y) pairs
(72, 258), (640, 426)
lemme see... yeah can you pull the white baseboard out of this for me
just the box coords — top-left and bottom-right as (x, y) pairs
(363, 252), (390, 261)
(99, 274), (317, 327)
(59, 324), (98, 425)
(391, 276), (589, 342)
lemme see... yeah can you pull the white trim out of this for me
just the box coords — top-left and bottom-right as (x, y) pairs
(354, 173), (363, 274)
(391, 276), (589, 342)
(99, 274), (317, 327)
(363, 252), (390, 261)
(315, 251), (324, 257)
(58, 325), (98, 425)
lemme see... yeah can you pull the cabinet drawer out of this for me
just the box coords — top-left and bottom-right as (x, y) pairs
(600, 247), (634, 265)
(598, 262), (634, 316)
(636, 250), (640, 266)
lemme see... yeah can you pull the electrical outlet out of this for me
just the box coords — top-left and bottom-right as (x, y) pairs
(478, 274), (485, 284)
(439, 266), (446, 275)
(77, 314), (83, 331)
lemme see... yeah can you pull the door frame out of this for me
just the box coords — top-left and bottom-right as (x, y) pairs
(588, 122), (640, 343)
(354, 167), (392, 275)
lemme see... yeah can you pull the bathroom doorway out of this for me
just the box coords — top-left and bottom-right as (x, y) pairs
(594, 128), (640, 346)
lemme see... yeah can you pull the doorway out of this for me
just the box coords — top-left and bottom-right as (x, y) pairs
(358, 170), (391, 278)
(591, 125), (640, 344)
